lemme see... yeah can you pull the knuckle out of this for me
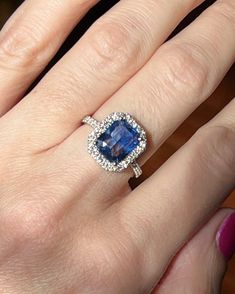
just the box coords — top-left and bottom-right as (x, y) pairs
(158, 42), (209, 103)
(87, 21), (139, 75)
(0, 202), (57, 244)
(193, 125), (235, 178)
(212, 1), (235, 26)
(33, 70), (90, 119)
(0, 24), (45, 69)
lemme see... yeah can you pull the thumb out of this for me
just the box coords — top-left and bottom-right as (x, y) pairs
(153, 209), (235, 294)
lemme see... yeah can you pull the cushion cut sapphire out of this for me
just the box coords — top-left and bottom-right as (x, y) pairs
(96, 120), (140, 163)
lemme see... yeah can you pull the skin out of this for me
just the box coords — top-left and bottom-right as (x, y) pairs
(0, 0), (234, 293)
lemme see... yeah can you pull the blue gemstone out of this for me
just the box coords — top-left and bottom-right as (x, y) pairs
(96, 120), (140, 163)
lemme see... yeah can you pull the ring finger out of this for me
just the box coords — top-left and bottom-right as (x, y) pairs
(71, 0), (235, 181)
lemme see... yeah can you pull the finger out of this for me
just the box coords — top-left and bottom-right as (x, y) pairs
(54, 0), (235, 196)
(1, 0), (205, 152)
(119, 98), (235, 291)
(0, 0), (99, 115)
(89, 0), (235, 169)
(153, 209), (235, 294)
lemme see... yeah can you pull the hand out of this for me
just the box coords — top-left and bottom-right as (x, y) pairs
(0, 0), (234, 293)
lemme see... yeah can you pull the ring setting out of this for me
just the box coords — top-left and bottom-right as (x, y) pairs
(82, 112), (147, 178)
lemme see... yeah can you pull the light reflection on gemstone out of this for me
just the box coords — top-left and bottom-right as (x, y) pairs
(96, 120), (140, 163)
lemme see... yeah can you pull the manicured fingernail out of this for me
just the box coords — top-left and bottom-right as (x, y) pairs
(216, 212), (235, 260)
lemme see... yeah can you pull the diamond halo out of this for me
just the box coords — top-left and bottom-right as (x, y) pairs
(83, 112), (147, 177)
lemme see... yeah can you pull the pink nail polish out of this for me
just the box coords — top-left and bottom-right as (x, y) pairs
(216, 212), (235, 260)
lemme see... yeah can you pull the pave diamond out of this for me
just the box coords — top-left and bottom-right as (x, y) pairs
(96, 120), (140, 163)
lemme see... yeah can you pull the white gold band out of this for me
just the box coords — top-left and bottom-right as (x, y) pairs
(82, 116), (101, 129)
(130, 161), (142, 178)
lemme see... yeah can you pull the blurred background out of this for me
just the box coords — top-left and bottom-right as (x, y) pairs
(0, 0), (234, 293)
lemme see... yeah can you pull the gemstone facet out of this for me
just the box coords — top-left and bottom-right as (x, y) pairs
(96, 120), (140, 163)
(84, 112), (147, 174)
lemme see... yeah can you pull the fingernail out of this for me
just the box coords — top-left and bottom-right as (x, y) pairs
(216, 212), (235, 260)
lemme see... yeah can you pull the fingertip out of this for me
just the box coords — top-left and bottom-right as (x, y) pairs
(216, 210), (235, 261)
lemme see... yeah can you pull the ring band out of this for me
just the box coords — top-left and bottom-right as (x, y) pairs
(82, 112), (147, 178)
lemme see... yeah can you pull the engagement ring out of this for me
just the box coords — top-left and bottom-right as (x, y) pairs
(82, 112), (147, 178)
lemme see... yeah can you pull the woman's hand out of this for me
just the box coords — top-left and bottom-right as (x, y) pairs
(0, 0), (234, 293)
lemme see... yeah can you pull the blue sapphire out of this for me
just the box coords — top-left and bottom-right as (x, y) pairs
(96, 120), (140, 163)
